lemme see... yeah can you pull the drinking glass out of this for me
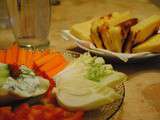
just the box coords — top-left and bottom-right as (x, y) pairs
(7, 0), (51, 48)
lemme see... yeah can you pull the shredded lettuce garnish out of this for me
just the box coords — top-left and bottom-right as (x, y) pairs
(85, 57), (113, 82)
(86, 62), (113, 82)
(76, 53), (113, 82)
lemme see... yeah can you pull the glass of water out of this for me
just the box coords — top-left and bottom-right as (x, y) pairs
(7, 0), (51, 48)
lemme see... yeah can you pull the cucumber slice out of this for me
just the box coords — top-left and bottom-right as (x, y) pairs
(0, 63), (9, 78)
(0, 63), (8, 70)
(0, 77), (7, 86)
(0, 70), (9, 78)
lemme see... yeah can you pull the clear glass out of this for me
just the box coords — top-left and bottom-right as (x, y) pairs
(6, 0), (51, 48)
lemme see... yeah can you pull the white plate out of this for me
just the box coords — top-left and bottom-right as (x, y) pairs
(62, 30), (160, 62)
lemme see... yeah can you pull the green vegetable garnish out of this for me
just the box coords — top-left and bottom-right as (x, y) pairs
(74, 53), (113, 82)
(85, 57), (113, 82)
(86, 63), (112, 81)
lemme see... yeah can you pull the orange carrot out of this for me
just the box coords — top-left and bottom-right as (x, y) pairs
(33, 50), (49, 61)
(38, 54), (65, 72)
(12, 44), (19, 65)
(25, 50), (34, 68)
(46, 61), (68, 78)
(5, 44), (19, 65)
(33, 51), (43, 61)
(34, 53), (58, 67)
(0, 50), (6, 63)
(32, 50), (50, 69)
(32, 52), (42, 70)
(5, 45), (14, 64)
(17, 48), (27, 65)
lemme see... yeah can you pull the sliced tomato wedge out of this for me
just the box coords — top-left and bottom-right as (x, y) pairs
(14, 104), (30, 120)
(0, 106), (14, 120)
(64, 111), (84, 120)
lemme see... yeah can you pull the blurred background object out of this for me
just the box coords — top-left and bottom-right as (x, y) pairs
(0, 0), (10, 29)
(150, 0), (160, 7)
(50, 0), (60, 5)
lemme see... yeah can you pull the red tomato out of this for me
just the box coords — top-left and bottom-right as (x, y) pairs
(64, 111), (84, 120)
(0, 107), (14, 120)
(29, 108), (44, 120)
(14, 104), (30, 120)
(0, 102), (84, 120)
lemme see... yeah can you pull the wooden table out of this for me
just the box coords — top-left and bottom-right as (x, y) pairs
(0, 0), (160, 120)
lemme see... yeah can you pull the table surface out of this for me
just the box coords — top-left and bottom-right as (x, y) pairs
(0, 0), (160, 120)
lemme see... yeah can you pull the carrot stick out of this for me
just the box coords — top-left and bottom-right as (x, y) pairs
(0, 50), (3, 63)
(25, 50), (34, 68)
(5, 44), (19, 65)
(0, 50), (6, 63)
(34, 53), (58, 67)
(32, 50), (50, 69)
(33, 50), (49, 61)
(33, 51), (43, 61)
(38, 54), (65, 72)
(12, 44), (19, 65)
(32, 51), (43, 70)
(46, 61), (68, 78)
(17, 48), (27, 65)
(5, 45), (15, 64)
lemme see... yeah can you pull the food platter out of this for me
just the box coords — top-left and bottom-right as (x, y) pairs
(0, 88), (125, 120)
(63, 50), (125, 120)
(0, 45), (125, 120)
(62, 30), (160, 62)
